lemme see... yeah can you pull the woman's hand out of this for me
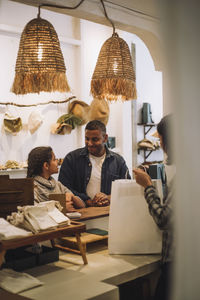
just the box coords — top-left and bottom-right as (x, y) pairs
(133, 168), (152, 189)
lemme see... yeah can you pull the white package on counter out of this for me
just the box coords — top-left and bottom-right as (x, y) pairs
(0, 268), (43, 293)
(108, 179), (162, 254)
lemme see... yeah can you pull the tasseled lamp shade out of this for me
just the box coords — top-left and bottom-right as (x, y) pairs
(91, 33), (137, 101)
(12, 17), (70, 95)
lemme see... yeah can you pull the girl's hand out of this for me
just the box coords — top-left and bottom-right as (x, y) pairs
(65, 193), (76, 212)
(72, 195), (85, 208)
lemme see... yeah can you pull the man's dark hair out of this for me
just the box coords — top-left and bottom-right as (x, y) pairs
(27, 146), (52, 178)
(157, 114), (173, 164)
(85, 120), (106, 134)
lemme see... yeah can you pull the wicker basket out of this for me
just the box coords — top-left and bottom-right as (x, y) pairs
(91, 33), (137, 101)
(12, 17), (70, 95)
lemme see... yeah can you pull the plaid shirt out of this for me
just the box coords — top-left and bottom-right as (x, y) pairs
(144, 179), (174, 263)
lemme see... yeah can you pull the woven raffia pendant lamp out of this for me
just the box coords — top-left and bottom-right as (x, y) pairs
(91, 32), (137, 101)
(91, 0), (137, 102)
(12, 14), (70, 95)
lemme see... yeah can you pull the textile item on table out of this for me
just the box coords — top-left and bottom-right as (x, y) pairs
(0, 218), (32, 240)
(0, 268), (43, 293)
(7, 200), (70, 233)
(38, 201), (69, 225)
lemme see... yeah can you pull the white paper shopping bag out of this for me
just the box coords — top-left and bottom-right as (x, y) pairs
(108, 179), (162, 254)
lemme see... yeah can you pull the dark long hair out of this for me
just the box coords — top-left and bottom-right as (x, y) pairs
(27, 146), (53, 178)
(157, 114), (173, 164)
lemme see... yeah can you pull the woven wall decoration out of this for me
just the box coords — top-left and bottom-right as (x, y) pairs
(90, 32), (137, 101)
(12, 17), (70, 95)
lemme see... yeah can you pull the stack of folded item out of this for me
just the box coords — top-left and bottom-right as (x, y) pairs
(0, 218), (32, 240)
(7, 201), (70, 234)
(0, 268), (43, 293)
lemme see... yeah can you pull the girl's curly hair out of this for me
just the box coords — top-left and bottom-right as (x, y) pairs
(27, 146), (52, 178)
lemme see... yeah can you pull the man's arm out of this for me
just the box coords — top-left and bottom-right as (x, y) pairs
(58, 154), (90, 202)
(120, 158), (131, 179)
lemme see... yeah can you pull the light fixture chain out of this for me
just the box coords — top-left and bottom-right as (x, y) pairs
(100, 0), (115, 34)
(38, 0), (86, 18)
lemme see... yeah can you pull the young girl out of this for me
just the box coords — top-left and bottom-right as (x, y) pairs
(27, 146), (85, 211)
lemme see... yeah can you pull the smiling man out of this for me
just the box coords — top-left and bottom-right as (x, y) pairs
(58, 120), (131, 207)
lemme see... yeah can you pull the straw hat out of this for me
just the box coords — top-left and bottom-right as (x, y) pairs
(3, 113), (22, 134)
(51, 122), (72, 135)
(151, 131), (159, 138)
(28, 111), (43, 134)
(68, 100), (90, 125)
(88, 98), (110, 125)
(51, 113), (82, 135)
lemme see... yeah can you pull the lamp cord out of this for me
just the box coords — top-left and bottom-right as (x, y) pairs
(37, 0), (85, 18)
(37, 0), (116, 34)
(100, 0), (115, 34)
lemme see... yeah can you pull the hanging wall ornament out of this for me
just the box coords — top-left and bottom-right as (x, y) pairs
(11, 13), (70, 95)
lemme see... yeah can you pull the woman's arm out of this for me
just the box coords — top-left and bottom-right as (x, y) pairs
(133, 168), (173, 230)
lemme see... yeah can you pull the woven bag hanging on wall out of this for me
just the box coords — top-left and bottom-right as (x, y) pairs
(90, 33), (137, 101)
(12, 17), (70, 95)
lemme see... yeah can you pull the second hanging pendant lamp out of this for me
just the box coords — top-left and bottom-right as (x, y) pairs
(90, 0), (137, 101)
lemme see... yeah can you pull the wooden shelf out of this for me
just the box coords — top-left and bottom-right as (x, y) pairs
(137, 123), (156, 125)
(137, 123), (159, 163)
(60, 232), (108, 252)
(137, 123), (157, 135)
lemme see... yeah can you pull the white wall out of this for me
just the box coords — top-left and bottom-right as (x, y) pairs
(0, 0), (163, 175)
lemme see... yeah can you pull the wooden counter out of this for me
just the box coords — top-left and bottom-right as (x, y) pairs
(19, 248), (161, 300)
(76, 206), (110, 221)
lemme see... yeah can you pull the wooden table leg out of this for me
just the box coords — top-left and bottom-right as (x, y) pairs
(51, 239), (55, 247)
(75, 233), (88, 265)
(0, 250), (6, 268)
